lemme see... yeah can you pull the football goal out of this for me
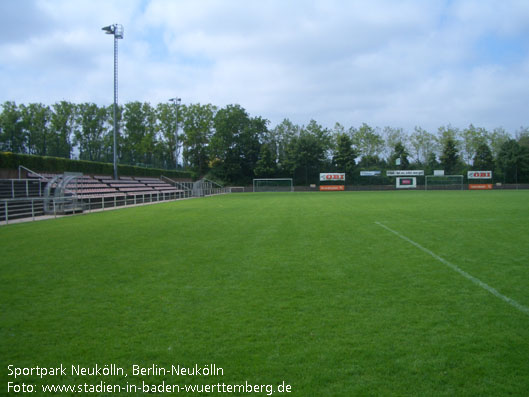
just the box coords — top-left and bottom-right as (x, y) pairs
(253, 178), (294, 192)
(425, 175), (464, 190)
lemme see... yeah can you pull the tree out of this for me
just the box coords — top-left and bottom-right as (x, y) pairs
(306, 119), (332, 158)
(104, 104), (123, 164)
(352, 123), (384, 161)
(425, 152), (439, 175)
(75, 103), (108, 162)
(284, 130), (324, 185)
(210, 104), (267, 184)
(241, 115), (269, 179)
(268, 118), (300, 175)
(382, 126), (407, 161)
(409, 127), (438, 164)
(49, 101), (76, 158)
(472, 143), (494, 171)
(20, 103), (51, 156)
(357, 155), (385, 169)
(332, 122), (347, 136)
(497, 139), (529, 184)
(141, 102), (158, 167)
(120, 102), (158, 167)
(437, 125), (461, 163)
(461, 124), (488, 166)
(156, 102), (178, 169)
(437, 125), (460, 144)
(5, 99), (529, 184)
(488, 127), (510, 158)
(332, 133), (356, 176)
(254, 143), (278, 177)
(389, 141), (410, 170)
(0, 101), (25, 153)
(181, 103), (216, 175)
(281, 120), (331, 185)
(516, 127), (529, 149)
(440, 137), (459, 175)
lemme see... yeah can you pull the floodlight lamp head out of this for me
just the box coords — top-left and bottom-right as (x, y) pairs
(101, 24), (124, 39)
(102, 25), (114, 34)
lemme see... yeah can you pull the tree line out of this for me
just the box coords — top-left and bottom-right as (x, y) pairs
(1, 100), (528, 184)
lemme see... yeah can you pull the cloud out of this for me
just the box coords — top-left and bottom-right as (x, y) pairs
(0, 0), (53, 44)
(1, 0), (528, 133)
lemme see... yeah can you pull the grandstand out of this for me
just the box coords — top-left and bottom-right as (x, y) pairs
(0, 170), (228, 224)
(26, 172), (184, 198)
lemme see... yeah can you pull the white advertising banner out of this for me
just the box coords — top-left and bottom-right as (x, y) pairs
(320, 173), (345, 181)
(387, 170), (424, 176)
(360, 171), (381, 176)
(468, 171), (492, 179)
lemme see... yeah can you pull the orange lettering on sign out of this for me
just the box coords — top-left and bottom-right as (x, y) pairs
(319, 185), (345, 191)
(469, 184), (493, 190)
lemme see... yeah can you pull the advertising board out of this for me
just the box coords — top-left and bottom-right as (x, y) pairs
(467, 171), (492, 179)
(396, 177), (417, 189)
(469, 184), (493, 190)
(319, 185), (345, 191)
(387, 170), (424, 176)
(360, 171), (381, 176)
(319, 173), (345, 181)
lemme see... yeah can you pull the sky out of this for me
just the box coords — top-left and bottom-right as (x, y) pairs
(1, 0), (528, 133)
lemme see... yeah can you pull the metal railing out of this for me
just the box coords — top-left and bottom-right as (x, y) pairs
(161, 175), (193, 192)
(0, 197), (45, 223)
(0, 179), (44, 199)
(161, 176), (231, 197)
(0, 190), (195, 225)
(18, 165), (51, 181)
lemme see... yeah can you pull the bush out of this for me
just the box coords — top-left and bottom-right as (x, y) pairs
(0, 152), (193, 179)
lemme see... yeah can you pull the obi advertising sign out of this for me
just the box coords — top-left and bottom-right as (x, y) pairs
(467, 171), (492, 179)
(319, 173), (345, 191)
(320, 173), (345, 181)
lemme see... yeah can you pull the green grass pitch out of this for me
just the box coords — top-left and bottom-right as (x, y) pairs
(1, 191), (529, 395)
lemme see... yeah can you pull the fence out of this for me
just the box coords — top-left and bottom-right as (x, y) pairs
(1, 190), (195, 225)
(232, 183), (529, 192)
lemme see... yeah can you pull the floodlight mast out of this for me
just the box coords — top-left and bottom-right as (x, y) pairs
(169, 97), (181, 169)
(102, 24), (124, 180)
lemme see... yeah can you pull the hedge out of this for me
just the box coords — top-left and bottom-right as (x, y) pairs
(0, 152), (194, 179)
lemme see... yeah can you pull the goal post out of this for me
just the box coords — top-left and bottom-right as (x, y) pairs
(425, 175), (464, 190)
(253, 178), (294, 192)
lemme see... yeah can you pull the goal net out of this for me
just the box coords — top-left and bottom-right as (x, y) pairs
(425, 175), (464, 190)
(253, 178), (294, 192)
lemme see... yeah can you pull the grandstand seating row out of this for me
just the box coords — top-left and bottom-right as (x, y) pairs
(26, 173), (184, 199)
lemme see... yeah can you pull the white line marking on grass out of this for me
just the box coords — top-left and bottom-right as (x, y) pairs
(375, 221), (529, 316)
